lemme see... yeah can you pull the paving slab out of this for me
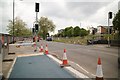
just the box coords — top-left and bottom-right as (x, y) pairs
(9, 55), (76, 79)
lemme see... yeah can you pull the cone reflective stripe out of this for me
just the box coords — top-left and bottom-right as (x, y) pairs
(45, 45), (48, 54)
(40, 44), (43, 52)
(96, 57), (103, 80)
(34, 43), (36, 47)
(61, 49), (69, 66)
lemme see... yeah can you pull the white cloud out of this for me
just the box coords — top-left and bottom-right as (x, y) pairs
(1, 0), (119, 35)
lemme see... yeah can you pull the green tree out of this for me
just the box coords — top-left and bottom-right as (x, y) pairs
(113, 10), (120, 35)
(38, 17), (56, 39)
(74, 26), (81, 37)
(64, 26), (74, 37)
(7, 17), (32, 37)
(80, 28), (89, 37)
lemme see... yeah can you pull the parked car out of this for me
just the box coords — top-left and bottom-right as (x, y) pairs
(46, 37), (52, 41)
(87, 39), (98, 45)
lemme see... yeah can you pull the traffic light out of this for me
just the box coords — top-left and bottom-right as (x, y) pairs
(109, 12), (112, 19)
(32, 28), (35, 33)
(35, 24), (39, 31)
(92, 30), (95, 35)
(35, 3), (39, 12)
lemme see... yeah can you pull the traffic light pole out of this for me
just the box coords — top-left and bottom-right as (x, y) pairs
(34, 2), (39, 52)
(34, 12), (38, 52)
(107, 12), (112, 47)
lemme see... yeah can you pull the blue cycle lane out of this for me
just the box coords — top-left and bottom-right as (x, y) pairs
(9, 55), (78, 79)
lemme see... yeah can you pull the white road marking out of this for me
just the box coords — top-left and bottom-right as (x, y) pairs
(69, 61), (89, 74)
(91, 73), (96, 77)
(69, 61), (96, 77)
(47, 54), (89, 78)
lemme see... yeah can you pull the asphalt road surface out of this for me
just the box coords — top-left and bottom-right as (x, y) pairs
(37, 40), (118, 78)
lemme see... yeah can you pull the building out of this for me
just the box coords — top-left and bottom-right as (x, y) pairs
(89, 27), (97, 35)
(97, 26), (113, 34)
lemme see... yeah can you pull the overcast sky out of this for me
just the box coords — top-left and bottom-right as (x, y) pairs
(0, 0), (119, 34)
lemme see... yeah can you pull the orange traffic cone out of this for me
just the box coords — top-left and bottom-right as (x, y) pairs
(45, 45), (48, 54)
(96, 57), (104, 80)
(39, 44), (43, 52)
(60, 49), (70, 68)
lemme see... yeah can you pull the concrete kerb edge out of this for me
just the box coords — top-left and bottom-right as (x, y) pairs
(6, 56), (17, 78)
(47, 54), (89, 78)
(17, 52), (44, 58)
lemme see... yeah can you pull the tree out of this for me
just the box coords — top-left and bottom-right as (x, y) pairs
(74, 26), (81, 37)
(79, 28), (89, 37)
(7, 17), (32, 37)
(38, 17), (56, 39)
(64, 26), (74, 37)
(113, 10), (120, 35)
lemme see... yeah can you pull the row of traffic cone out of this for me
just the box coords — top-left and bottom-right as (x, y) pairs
(33, 43), (48, 54)
(60, 49), (104, 80)
(34, 43), (104, 80)
(39, 44), (49, 55)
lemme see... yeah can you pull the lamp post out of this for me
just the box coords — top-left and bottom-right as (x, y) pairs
(13, 0), (15, 43)
(13, 0), (23, 43)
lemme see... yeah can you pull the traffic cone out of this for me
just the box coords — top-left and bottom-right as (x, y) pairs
(60, 49), (70, 68)
(45, 45), (48, 54)
(34, 43), (36, 47)
(96, 57), (104, 80)
(39, 44), (43, 52)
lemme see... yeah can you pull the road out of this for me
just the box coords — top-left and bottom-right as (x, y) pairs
(37, 40), (118, 78)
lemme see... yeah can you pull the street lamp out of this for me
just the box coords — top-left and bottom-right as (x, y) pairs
(12, 0), (23, 43)
(13, 0), (15, 43)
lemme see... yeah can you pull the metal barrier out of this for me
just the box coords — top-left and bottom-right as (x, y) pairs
(0, 33), (12, 79)
(1, 34), (8, 60)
